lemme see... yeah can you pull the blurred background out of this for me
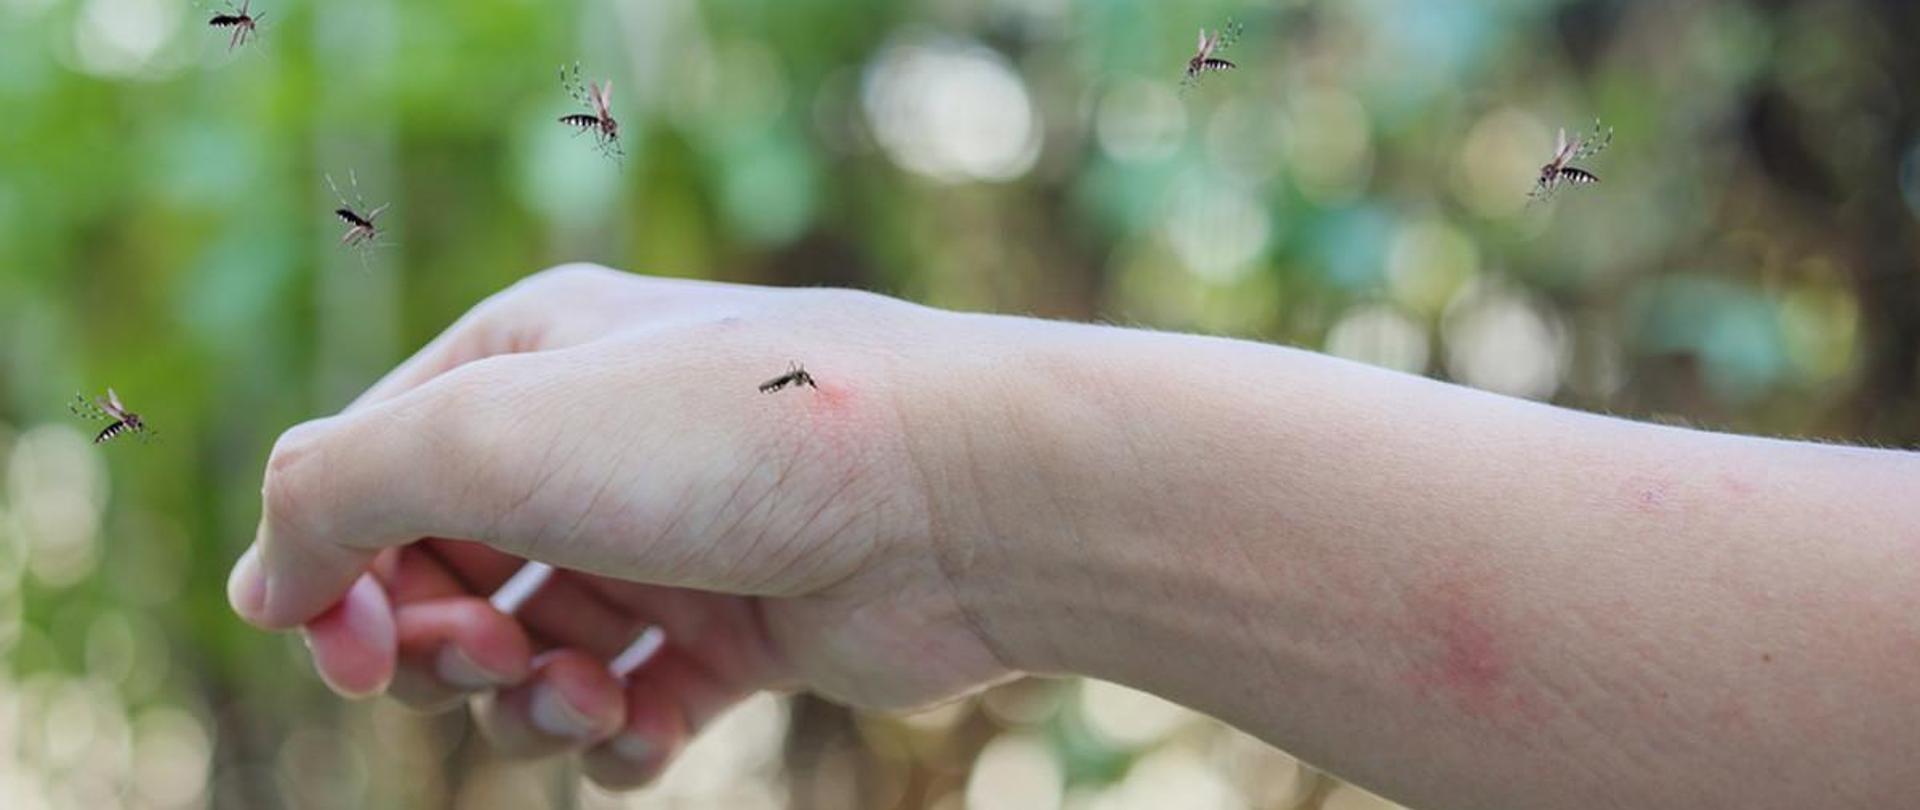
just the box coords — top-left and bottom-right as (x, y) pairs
(4, 0), (1919, 807)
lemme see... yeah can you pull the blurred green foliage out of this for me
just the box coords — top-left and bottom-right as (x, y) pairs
(3, 0), (1918, 807)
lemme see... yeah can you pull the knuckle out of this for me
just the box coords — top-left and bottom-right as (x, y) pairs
(466, 264), (617, 329)
(407, 354), (534, 504)
(262, 421), (332, 539)
(515, 263), (620, 300)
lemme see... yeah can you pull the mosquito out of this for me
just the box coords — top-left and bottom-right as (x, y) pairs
(206, 0), (264, 51)
(559, 63), (622, 160)
(1530, 119), (1613, 203)
(70, 388), (151, 445)
(1182, 20), (1244, 91)
(758, 362), (817, 394)
(326, 170), (391, 252)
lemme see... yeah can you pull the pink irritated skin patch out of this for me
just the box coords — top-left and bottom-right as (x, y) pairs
(765, 377), (888, 489)
(795, 379), (880, 459)
(1401, 575), (1549, 729)
(808, 380), (856, 413)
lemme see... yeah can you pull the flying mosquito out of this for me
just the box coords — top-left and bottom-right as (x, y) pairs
(559, 63), (622, 160)
(1530, 119), (1613, 203)
(758, 362), (817, 394)
(325, 170), (391, 252)
(206, 0), (264, 51)
(70, 388), (150, 445)
(1182, 20), (1244, 91)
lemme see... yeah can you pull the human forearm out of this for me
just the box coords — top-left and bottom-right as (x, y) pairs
(232, 267), (1920, 803)
(911, 314), (1920, 809)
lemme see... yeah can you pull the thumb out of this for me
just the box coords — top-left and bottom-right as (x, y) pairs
(228, 351), (565, 628)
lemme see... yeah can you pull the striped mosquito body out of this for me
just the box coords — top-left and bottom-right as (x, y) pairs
(1182, 20), (1244, 91)
(1530, 119), (1612, 203)
(558, 113), (603, 133)
(560, 63), (622, 160)
(1552, 166), (1600, 186)
(758, 362), (817, 394)
(326, 170), (391, 251)
(71, 388), (150, 445)
(207, 0), (263, 51)
(94, 419), (143, 444)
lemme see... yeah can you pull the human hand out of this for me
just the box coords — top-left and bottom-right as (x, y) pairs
(225, 265), (1015, 787)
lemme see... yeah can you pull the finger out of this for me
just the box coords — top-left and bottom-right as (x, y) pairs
(581, 647), (758, 789)
(233, 331), (779, 629)
(377, 544), (533, 708)
(254, 267), (659, 659)
(299, 544), (456, 705)
(232, 351), (564, 628)
(473, 649), (626, 757)
(377, 542), (474, 604)
(426, 540), (642, 658)
(387, 597), (533, 711)
(300, 574), (397, 698)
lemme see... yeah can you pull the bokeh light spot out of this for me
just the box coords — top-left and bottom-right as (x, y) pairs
(1078, 680), (1195, 749)
(1095, 79), (1187, 165)
(1454, 108), (1549, 219)
(1443, 286), (1566, 400)
(72, 0), (183, 79)
(1326, 304), (1431, 374)
(1284, 88), (1374, 205)
(966, 734), (1063, 810)
(863, 37), (1041, 183)
(1161, 171), (1271, 284)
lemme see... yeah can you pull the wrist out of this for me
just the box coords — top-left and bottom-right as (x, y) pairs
(895, 314), (1207, 678)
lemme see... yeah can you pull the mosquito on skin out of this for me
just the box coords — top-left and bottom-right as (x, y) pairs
(206, 0), (265, 51)
(758, 362), (817, 394)
(70, 388), (152, 445)
(559, 62), (623, 161)
(325, 170), (392, 260)
(1182, 20), (1244, 92)
(1530, 119), (1613, 204)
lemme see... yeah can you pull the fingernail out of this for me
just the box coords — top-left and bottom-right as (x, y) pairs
(341, 577), (395, 652)
(227, 545), (268, 621)
(435, 646), (509, 690)
(305, 630), (378, 700)
(529, 685), (598, 739)
(612, 733), (655, 764)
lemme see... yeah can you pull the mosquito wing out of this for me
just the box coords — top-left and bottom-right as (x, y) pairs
(592, 80), (613, 119)
(102, 388), (129, 420)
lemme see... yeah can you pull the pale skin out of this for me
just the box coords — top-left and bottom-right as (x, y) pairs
(228, 264), (1920, 808)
